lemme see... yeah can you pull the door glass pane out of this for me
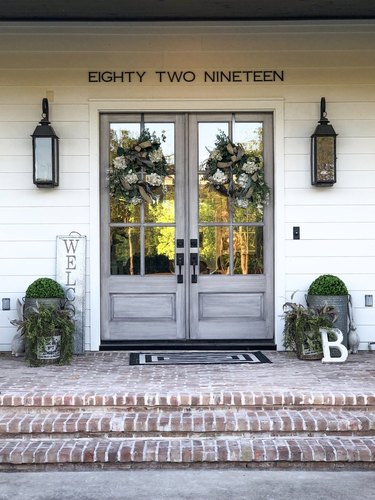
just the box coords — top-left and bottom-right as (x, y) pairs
(198, 122), (229, 222)
(198, 122), (229, 166)
(199, 174), (229, 223)
(233, 122), (264, 222)
(234, 122), (262, 147)
(110, 227), (141, 275)
(109, 123), (141, 223)
(144, 180), (175, 223)
(144, 227), (175, 274)
(110, 203), (141, 224)
(233, 226), (263, 275)
(199, 226), (230, 275)
(233, 204), (263, 223)
(144, 122), (176, 223)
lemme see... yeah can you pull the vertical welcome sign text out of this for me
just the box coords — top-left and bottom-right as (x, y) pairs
(56, 232), (86, 354)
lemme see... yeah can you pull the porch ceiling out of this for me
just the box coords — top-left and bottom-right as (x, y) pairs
(0, 1), (375, 22)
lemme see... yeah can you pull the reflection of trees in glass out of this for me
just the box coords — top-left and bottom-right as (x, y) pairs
(145, 226), (175, 262)
(233, 227), (263, 275)
(199, 227), (229, 275)
(110, 228), (140, 275)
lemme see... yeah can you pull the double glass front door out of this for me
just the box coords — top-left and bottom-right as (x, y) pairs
(100, 113), (273, 341)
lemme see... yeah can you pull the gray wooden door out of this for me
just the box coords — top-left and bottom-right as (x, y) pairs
(100, 113), (273, 341)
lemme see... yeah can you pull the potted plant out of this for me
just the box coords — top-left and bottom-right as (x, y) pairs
(306, 274), (349, 347)
(24, 277), (65, 317)
(11, 302), (74, 366)
(282, 294), (337, 360)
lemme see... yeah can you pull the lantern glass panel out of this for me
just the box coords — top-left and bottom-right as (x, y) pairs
(34, 137), (53, 182)
(315, 136), (335, 183)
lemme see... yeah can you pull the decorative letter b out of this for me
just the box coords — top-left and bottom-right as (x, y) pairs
(320, 328), (348, 363)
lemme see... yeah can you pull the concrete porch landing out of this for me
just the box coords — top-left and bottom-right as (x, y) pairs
(0, 351), (374, 470)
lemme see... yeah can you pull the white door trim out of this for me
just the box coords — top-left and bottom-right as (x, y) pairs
(89, 98), (285, 351)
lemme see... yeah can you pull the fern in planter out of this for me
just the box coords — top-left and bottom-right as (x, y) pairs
(11, 303), (74, 366)
(283, 296), (337, 359)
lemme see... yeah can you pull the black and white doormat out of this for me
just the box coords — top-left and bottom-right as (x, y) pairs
(129, 351), (272, 366)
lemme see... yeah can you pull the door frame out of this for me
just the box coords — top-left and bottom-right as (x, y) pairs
(89, 98), (285, 350)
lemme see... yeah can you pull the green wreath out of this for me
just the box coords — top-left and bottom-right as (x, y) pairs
(108, 129), (168, 205)
(202, 131), (271, 211)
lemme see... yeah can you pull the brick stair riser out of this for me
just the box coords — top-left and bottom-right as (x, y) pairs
(1, 391), (374, 469)
(1, 392), (374, 409)
(0, 437), (374, 466)
(0, 410), (373, 438)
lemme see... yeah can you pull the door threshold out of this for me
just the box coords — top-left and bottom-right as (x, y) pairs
(100, 340), (277, 351)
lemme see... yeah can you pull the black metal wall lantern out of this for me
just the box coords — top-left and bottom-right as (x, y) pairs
(31, 98), (59, 187)
(311, 97), (337, 186)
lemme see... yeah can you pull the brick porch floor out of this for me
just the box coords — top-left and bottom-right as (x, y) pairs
(0, 351), (374, 469)
(0, 351), (374, 400)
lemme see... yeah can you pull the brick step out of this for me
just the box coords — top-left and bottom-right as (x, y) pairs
(1, 436), (374, 467)
(1, 409), (373, 438)
(1, 391), (374, 410)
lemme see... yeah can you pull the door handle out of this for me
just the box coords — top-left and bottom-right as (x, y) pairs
(190, 253), (198, 283)
(176, 253), (184, 283)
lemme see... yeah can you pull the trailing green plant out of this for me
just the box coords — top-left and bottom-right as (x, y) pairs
(282, 294), (337, 358)
(11, 302), (74, 366)
(25, 278), (65, 299)
(308, 274), (348, 296)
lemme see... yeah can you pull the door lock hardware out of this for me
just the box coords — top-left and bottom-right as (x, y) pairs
(190, 239), (198, 248)
(176, 253), (184, 283)
(176, 239), (184, 248)
(190, 253), (198, 283)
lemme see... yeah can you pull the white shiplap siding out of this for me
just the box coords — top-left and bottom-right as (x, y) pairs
(0, 100), (90, 349)
(0, 21), (375, 350)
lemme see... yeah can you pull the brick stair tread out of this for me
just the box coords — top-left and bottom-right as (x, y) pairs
(1, 436), (374, 465)
(1, 409), (373, 435)
(1, 390), (374, 408)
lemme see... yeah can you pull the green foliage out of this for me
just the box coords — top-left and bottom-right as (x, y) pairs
(25, 278), (65, 299)
(282, 297), (337, 358)
(308, 274), (348, 296)
(11, 303), (74, 366)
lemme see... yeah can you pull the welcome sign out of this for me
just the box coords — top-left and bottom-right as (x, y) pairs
(56, 232), (87, 355)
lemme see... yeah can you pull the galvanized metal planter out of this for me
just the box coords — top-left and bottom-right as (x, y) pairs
(306, 295), (349, 348)
(298, 344), (323, 361)
(23, 298), (64, 317)
(37, 334), (61, 362)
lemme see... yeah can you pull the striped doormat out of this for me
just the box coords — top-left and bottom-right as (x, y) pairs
(129, 351), (272, 365)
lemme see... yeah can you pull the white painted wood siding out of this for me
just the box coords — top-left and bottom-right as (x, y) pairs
(0, 21), (374, 350)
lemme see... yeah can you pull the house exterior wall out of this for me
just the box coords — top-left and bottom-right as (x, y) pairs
(0, 21), (374, 351)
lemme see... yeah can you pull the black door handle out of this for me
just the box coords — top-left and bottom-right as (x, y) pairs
(176, 253), (184, 283)
(190, 253), (198, 283)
